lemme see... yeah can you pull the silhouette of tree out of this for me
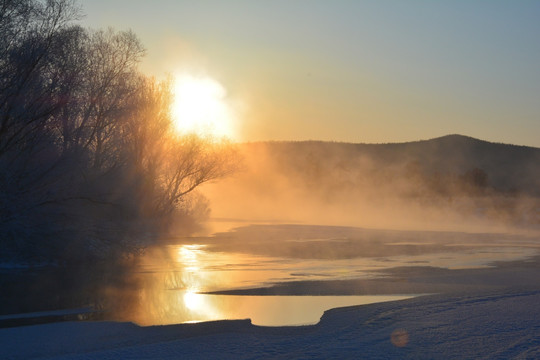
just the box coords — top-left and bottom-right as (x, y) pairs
(0, 0), (81, 157)
(0, 0), (236, 266)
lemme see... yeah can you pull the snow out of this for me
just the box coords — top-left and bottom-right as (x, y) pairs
(2, 290), (540, 359)
(0, 308), (93, 321)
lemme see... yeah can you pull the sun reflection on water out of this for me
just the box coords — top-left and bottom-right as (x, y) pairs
(178, 244), (204, 264)
(131, 243), (418, 326)
(130, 230), (538, 326)
(175, 245), (223, 321)
(183, 290), (200, 311)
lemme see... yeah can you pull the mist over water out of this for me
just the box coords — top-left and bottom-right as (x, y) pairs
(202, 137), (540, 233)
(106, 135), (540, 325)
(113, 221), (538, 326)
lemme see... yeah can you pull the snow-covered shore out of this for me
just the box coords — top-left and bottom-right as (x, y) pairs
(2, 289), (540, 359)
(3, 253), (540, 359)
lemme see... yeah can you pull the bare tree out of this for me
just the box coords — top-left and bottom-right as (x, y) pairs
(0, 0), (238, 266)
(0, 0), (81, 157)
(123, 77), (238, 220)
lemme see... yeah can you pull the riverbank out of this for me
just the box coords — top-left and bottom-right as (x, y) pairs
(2, 256), (540, 359)
(1, 289), (539, 359)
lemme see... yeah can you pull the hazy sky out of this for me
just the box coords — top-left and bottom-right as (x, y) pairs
(80, 1), (540, 147)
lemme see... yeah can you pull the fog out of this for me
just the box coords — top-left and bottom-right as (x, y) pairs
(202, 137), (540, 234)
(90, 137), (540, 324)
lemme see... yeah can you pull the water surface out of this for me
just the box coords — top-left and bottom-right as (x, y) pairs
(133, 223), (539, 326)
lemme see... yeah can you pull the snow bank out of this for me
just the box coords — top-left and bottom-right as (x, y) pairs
(2, 290), (540, 359)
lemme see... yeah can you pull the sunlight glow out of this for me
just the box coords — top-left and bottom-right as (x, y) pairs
(171, 74), (236, 139)
(175, 244), (220, 318)
(183, 290), (202, 311)
(178, 244), (203, 273)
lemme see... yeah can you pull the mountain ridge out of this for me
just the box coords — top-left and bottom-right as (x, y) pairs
(242, 134), (540, 196)
(248, 134), (537, 149)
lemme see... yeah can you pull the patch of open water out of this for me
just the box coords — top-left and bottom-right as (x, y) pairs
(134, 222), (538, 326)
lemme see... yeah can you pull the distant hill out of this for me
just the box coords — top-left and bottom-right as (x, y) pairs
(245, 134), (540, 196)
(205, 135), (540, 229)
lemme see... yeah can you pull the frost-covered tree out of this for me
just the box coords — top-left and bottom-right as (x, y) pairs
(0, 0), (236, 266)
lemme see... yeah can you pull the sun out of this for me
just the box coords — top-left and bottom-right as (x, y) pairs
(171, 74), (236, 139)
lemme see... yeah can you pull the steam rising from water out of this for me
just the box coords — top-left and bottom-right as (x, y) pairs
(108, 137), (540, 324)
(116, 225), (538, 325)
(201, 139), (540, 233)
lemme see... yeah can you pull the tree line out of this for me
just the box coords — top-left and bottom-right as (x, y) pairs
(0, 0), (235, 266)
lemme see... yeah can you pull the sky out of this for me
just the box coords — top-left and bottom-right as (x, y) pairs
(79, 0), (540, 147)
